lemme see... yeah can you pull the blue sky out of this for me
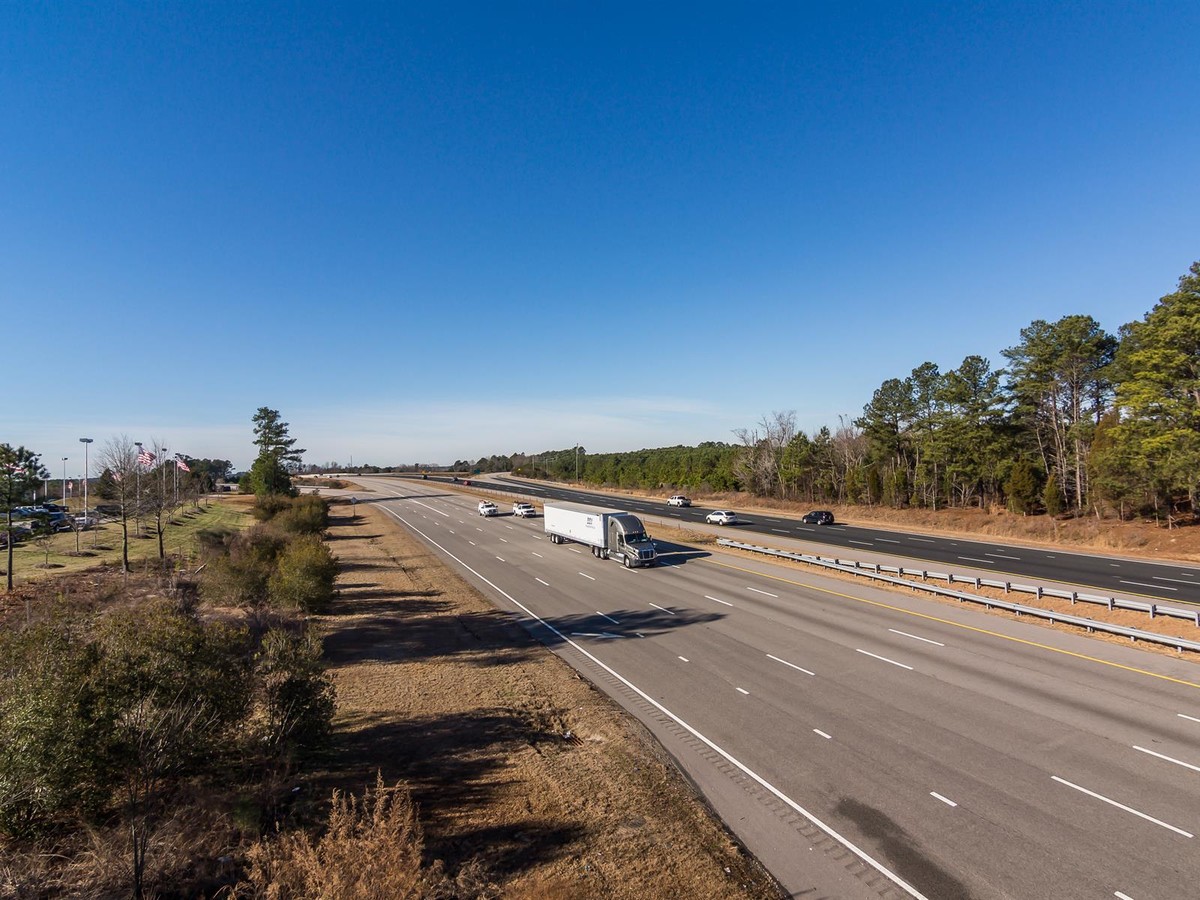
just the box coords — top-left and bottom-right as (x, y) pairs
(3, 2), (1197, 471)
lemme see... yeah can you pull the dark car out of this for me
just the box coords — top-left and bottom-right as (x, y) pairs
(801, 510), (835, 525)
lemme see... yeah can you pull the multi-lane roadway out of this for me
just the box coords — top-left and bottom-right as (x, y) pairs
(356, 476), (1200, 900)
(412, 474), (1200, 607)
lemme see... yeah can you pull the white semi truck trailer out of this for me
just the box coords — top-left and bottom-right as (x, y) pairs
(543, 501), (657, 568)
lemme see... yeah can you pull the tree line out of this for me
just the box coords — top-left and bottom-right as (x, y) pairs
(475, 260), (1200, 522)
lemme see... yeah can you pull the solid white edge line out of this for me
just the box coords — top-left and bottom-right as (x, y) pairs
(704, 594), (733, 606)
(378, 505), (930, 900)
(856, 649), (914, 671)
(1133, 745), (1200, 773)
(767, 653), (815, 676)
(1051, 775), (1193, 838)
(888, 628), (945, 647)
(813, 729), (832, 740)
(930, 792), (957, 808)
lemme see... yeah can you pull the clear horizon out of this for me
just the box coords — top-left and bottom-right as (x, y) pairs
(4, 3), (1197, 472)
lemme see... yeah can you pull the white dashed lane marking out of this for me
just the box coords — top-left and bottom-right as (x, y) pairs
(856, 649), (913, 671)
(767, 654), (815, 676)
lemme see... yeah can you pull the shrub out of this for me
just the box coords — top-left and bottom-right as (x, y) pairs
(200, 527), (289, 608)
(254, 628), (336, 757)
(268, 536), (338, 613)
(252, 494), (293, 522)
(0, 624), (111, 836)
(272, 495), (330, 536)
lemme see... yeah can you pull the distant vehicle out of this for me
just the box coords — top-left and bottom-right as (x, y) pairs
(801, 510), (835, 525)
(667, 495), (691, 507)
(512, 502), (537, 518)
(478, 501), (498, 517)
(74, 514), (98, 529)
(705, 510), (739, 526)
(543, 502), (656, 568)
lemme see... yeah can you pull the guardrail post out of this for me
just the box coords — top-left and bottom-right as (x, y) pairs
(1149, 604), (1156, 619)
(1107, 598), (1114, 611)
(1004, 582), (1010, 594)
(1069, 592), (1076, 605)
(1194, 612), (1199, 628)
(921, 570), (927, 580)
(973, 577), (980, 590)
(1035, 586), (1042, 600)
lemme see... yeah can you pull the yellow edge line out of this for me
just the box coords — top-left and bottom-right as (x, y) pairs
(699, 557), (1200, 691)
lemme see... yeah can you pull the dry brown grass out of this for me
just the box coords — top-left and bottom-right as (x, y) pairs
(288, 501), (779, 899)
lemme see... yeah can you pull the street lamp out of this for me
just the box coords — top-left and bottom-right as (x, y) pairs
(79, 437), (93, 530)
(61, 457), (68, 506)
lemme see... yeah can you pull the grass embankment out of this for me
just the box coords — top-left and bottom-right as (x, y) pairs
(315, 499), (780, 899)
(1, 497), (254, 585)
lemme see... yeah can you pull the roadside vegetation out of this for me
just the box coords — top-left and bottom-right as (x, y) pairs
(439, 260), (1200, 528)
(0, 490), (337, 898)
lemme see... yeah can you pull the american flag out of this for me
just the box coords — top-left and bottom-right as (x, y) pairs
(137, 449), (156, 466)
(175, 454), (191, 473)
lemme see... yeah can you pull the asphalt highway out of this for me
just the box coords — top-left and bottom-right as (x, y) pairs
(356, 477), (1200, 900)
(420, 474), (1200, 607)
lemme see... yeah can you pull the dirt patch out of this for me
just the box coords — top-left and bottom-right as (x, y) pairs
(316, 503), (780, 898)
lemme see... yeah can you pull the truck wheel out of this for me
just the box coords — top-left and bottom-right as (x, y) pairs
(624, 555), (633, 568)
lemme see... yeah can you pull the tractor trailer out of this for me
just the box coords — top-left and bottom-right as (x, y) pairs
(543, 502), (657, 568)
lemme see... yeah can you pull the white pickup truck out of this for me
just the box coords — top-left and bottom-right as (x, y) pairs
(478, 501), (498, 517)
(512, 502), (537, 518)
(667, 495), (691, 507)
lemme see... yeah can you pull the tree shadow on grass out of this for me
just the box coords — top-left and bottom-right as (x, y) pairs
(330, 707), (588, 877)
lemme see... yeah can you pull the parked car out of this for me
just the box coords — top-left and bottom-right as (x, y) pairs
(801, 510), (835, 525)
(512, 502), (537, 518)
(705, 510), (739, 526)
(667, 495), (691, 507)
(478, 501), (498, 517)
(74, 514), (99, 529)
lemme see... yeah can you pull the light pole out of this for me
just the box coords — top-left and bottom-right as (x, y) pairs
(61, 457), (68, 506)
(79, 438), (93, 541)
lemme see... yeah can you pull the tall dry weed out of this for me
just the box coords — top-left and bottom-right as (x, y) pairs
(234, 774), (490, 900)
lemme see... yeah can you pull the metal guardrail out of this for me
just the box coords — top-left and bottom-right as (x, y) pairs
(717, 539), (1200, 654)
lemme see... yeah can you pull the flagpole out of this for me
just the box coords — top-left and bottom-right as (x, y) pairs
(134, 442), (143, 536)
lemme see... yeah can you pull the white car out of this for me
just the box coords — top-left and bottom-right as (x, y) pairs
(667, 495), (691, 507)
(478, 501), (498, 517)
(705, 510), (738, 526)
(512, 502), (536, 518)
